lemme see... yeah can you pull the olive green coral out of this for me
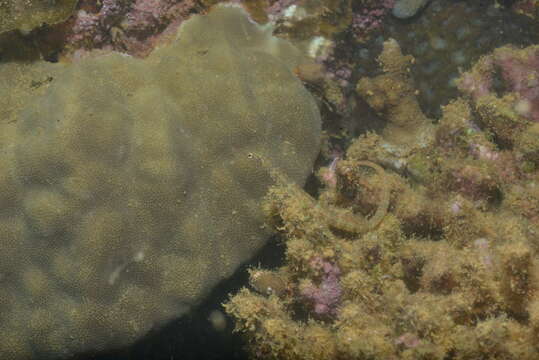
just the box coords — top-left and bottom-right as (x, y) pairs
(0, 0), (77, 34)
(0, 5), (321, 359)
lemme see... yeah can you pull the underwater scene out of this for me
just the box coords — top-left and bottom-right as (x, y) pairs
(0, 0), (538, 359)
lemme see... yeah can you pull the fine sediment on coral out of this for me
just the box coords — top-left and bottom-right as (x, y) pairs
(0, 5), (321, 359)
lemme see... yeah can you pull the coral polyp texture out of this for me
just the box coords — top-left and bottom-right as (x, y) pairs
(0, 0), (78, 34)
(0, 5), (321, 359)
(225, 39), (539, 360)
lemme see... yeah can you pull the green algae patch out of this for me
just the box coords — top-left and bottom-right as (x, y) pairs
(0, 5), (321, 359)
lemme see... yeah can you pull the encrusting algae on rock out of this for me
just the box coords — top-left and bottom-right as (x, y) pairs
(252, 151), (390, 235)
(225, 38), (539, 360)
(0, 5), (321, 359)
(355, 38), (435, 167)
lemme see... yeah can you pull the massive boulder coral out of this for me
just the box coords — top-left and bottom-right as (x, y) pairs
(0, 5), (321, 359)
(0, 0), (78, 34)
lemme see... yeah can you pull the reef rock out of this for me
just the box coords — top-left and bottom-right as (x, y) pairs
(392, 0), (431, 19)
(0, 5), (321, 359)
(0, 0), (78, 34)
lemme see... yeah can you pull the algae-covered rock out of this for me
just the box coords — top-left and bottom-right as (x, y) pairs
(0, 5), (321, 359)
(392, 0), (431, 19)
(0, 0), (78, 34)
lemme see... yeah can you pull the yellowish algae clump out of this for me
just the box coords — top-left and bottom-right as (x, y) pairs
(0, 5), (321, 359)
(225, 39), (539, 360)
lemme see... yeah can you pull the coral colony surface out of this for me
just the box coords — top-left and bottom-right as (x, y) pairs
(0, 5), (320, 359)
(0, 0), (538, 359)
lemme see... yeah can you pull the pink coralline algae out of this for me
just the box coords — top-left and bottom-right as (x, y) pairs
(449, 164), (498, 201)
(351, 0), (394, 42)
(66, 0), (199, 57)
(320, 156), (341, 188)
(458, 45), (539, 123)
(395, 332), (421, 349)
(512, 0), (538, 18)
(300, 257), (342, 316)
(473, 238), (495, 269)
(496, 47), (539, 123)
(469, 143), (500, 162)
(265, 0), (298, 21)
